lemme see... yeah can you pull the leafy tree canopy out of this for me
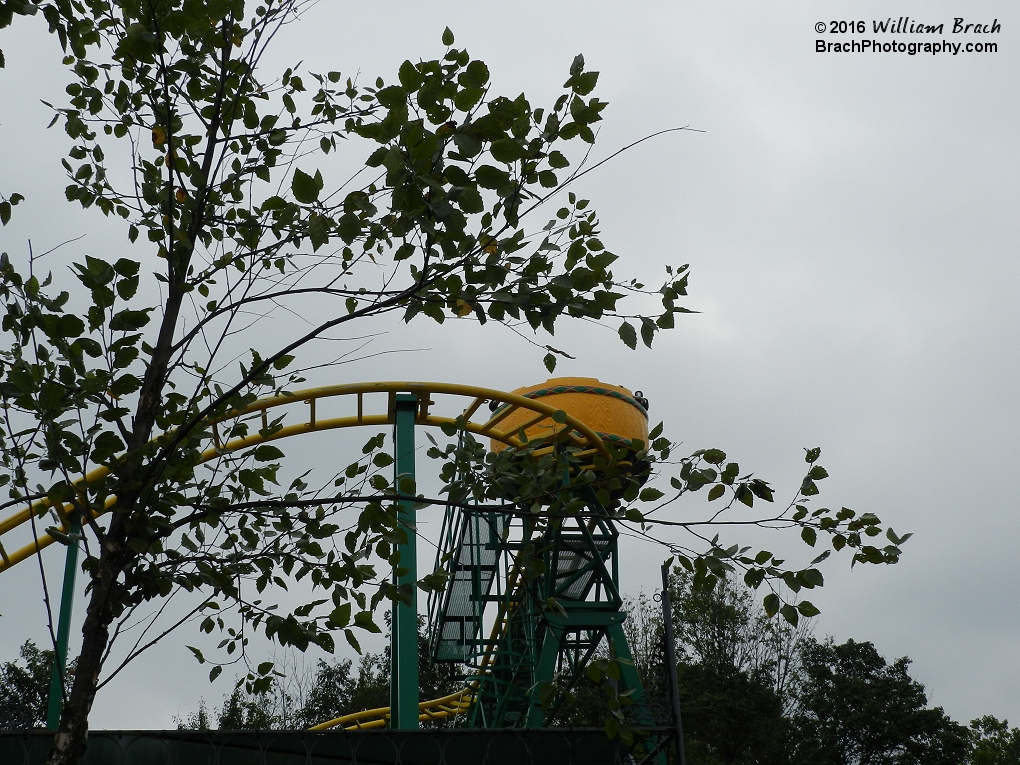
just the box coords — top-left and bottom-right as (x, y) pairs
(968, 716), (1020, 765)
(0, 640), (74, 730)
(790, 638), (970, 765)
(0, 1), (908, 763)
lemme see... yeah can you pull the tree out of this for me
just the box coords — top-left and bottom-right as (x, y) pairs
(552, 571), (806, 762)
(174, 699), (211, 731)
(664, 571), (809, 765)
(0, 1), (682, 760)
(968, 716), (1020, 765)
(789, 638), (970, 765)
(177, 617), (458, 730)
(0, 1), (907, 763)
(294, 615), (458, 729)
(0, 640), (74, 730)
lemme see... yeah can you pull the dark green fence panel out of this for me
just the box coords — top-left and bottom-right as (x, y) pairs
(0, 728), (659, 765)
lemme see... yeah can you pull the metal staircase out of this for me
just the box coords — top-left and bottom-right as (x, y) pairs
(428, 485), (660, 735)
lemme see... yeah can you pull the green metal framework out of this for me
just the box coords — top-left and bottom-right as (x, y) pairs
(426, 472), (671, 755)
(0, 381), (664, 752)
(427, 493), (657, 732)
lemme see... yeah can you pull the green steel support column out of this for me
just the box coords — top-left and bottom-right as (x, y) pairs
(608, 621), (668, 765)
(390, 394), (419, 729)
(46, 513), (81, 730)
(606, 622), (656, 726)
(526, 627), (561, 727)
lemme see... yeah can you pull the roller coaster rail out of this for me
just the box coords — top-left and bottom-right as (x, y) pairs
(0, 379), (680, 765)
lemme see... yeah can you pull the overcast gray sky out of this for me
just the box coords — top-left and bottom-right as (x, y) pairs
(1, 0), (1017, 731)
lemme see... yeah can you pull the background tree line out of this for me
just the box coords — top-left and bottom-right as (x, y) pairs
(5, 571), (1018, 765)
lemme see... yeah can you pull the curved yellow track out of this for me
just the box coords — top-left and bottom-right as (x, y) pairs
(308, 687), (476, 730)
(0, 381), (615, 730)
(0, 380), (609, 572)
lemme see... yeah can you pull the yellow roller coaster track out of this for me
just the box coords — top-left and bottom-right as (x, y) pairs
(308, 687), (476, 730)
(310, 561), (528, 729)
(0, 380), (610, 572)
(0, 381), (614, 729)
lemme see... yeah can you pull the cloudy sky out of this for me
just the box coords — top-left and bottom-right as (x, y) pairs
(1, 0), (1017, 731)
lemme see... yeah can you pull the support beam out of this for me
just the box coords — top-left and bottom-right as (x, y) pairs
(526, 627), (562, 728)
(390, 394), (419, 729)
(46, 513), (80, 730)
(660, 563), (687, 765)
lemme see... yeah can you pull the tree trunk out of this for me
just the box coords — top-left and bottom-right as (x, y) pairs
(45, 283), (188, 764)
(45, 525), (125, 765)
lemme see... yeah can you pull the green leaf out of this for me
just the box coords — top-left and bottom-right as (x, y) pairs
(707, 484), (725, 502)
(109, 308), (152, 331)
(461, 60), (490, 89)
(547, 150), (569, 169)
(453, 133), (482, 158)
(397, 60), (423, 92)
(335, 212), (362, 245)
(253, 445), (285, 462)
(376, 85), (407, 109)
(257, 661), (274, 676)
(308, 213), (329, 251)
(804, 447), (821, 463)
(454, 86), (484, 113)
(490, 138), (524, 163)
(442, 27), (455, 45)
(329, 603), (352, 628)
(618, 321), (636, 349)
(809, 465), (829, 480)
(457, 185), (483, 213)
(108, 374), (140, 397)
(317, 632), (335, 654)
(292, 168), (320, 203)
(749, 479), (774, 502)
(543, 353), (556, 373)
(763, 593), (780, 617)
(797, 600), (821, 617)
(475, 164), (509, 189)
(799, 568), (824, 588)
(800, 477), (819, 496)
(354, 610), (382, 633)
(801, 527), (817, 546)
(344, 629), (362, 654)
(116, 274), (139, 300)
(639, 487), (664, 502)
(780, 603), (800, 626)
(572, 71), (599, 96)
(55, 314), (85, 338)
(209, 665), (222, 682)
(702, 448), (726, 465)
(605, 715), (620, 740)
(538, 170), (557, 188)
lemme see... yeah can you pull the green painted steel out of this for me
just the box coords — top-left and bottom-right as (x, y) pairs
(428, 459), (664, 761)
(46, 513), (80, 730)
(390, 394), (419, 729)
(0, 728), (638, 765)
